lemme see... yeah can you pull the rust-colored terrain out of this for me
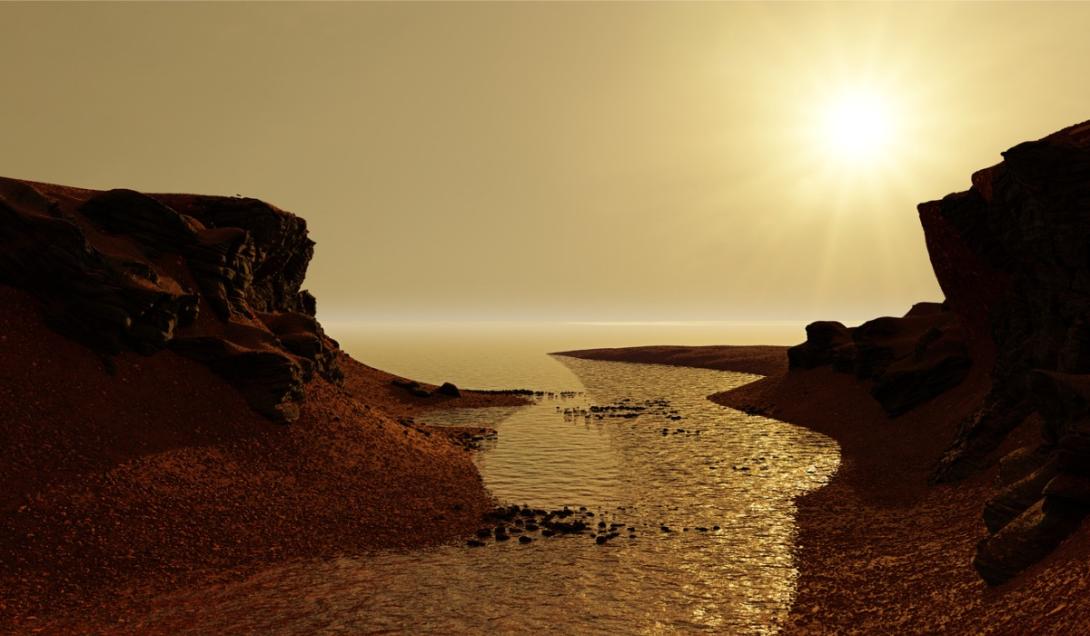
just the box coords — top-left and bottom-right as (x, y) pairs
(0, 178), (525, 631)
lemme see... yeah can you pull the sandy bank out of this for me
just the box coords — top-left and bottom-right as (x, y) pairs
(565, 345), (1090, 633)
(0, 284), (528, 631)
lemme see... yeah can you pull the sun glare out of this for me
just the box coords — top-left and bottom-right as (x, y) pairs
(820, 90), (897, 162)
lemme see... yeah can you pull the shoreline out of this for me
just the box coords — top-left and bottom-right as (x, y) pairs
(554, 344), (788, 377)
(0, 284), (529, 631)
(559, 345), (1090, 632)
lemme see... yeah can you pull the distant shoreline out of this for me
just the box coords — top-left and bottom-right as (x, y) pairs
(553, 344), (789, 377)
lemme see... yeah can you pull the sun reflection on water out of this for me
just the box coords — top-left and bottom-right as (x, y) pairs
(125, 357), (839, 634)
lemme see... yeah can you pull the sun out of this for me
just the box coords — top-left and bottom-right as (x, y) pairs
(819, 89), (898, 162)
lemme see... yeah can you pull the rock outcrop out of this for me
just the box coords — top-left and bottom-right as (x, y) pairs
(916, 122), (1090, 583)
(794, 120), (1090, 584)
(787, 302), (971, 416)
(0, 177), (340, 421)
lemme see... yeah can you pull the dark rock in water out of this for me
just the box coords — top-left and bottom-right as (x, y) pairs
(518, 535), (533, 544)
(0, 177), (341, 422)
(476, 528), (492, 538)
(437, 382), (461, 397)
(466, 539), (485, 548)
(595, 535), (608, 545)
(541, 529), (556, 537)
(542, 517), (588, 535)
(660, 525), (671, 533)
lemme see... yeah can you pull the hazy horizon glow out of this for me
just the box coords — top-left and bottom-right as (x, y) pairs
(2, 3), (1088, 324)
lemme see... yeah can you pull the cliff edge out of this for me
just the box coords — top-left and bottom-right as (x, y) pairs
(0, 177), (524, 629)
(788, 120), (1090, 585)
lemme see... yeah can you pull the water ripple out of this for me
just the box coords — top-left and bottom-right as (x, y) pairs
(133, 357), (838, 634)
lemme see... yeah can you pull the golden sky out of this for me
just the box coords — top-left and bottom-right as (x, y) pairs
(2, 2), (1087, 322)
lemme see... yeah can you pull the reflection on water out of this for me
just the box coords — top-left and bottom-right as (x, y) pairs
(132, 354), (838, 634)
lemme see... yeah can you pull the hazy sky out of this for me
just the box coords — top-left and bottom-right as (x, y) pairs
(3, 2), (1088, 322)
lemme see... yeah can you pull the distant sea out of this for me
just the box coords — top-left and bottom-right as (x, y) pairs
(326, 321), (810, 391)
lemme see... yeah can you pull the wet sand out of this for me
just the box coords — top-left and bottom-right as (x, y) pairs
(564, 345), (1090, 633)
(0, 285), (528, 632)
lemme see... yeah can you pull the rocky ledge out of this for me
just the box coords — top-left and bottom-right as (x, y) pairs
(791, 120), (1090, 584)
(787, 301), (971, 417)
(0, 177), (341, 421)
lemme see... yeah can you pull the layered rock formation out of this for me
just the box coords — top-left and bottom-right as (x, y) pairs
(787, 302), (971, 416)
(917, 121), (1090, 584)
(0, 177), (340, 421)
(790, 120), (1090, 584)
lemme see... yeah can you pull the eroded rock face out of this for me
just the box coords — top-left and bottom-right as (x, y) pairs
(788, 302), (971, 416)
(913, 121), (1090, 585)
(790, 120), (1090, 584)
(915, 122), (1090, 582)
(921, 127), (1090, 479)
(0, 177), (340, 421)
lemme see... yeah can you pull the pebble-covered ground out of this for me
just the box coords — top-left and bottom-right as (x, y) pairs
(713, 364), (1090, 633)
(0, 284), (529, 632)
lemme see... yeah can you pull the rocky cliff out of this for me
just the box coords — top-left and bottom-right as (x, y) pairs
(0, 178), (527, 628)
(789, 120), (1090, 584)
(0, 177), (340, 421)
(920, 121), (1090, 585)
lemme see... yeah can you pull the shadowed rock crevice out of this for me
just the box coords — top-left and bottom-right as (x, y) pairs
(0, 177), (339, 421)
(787, 302), (971, 417)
